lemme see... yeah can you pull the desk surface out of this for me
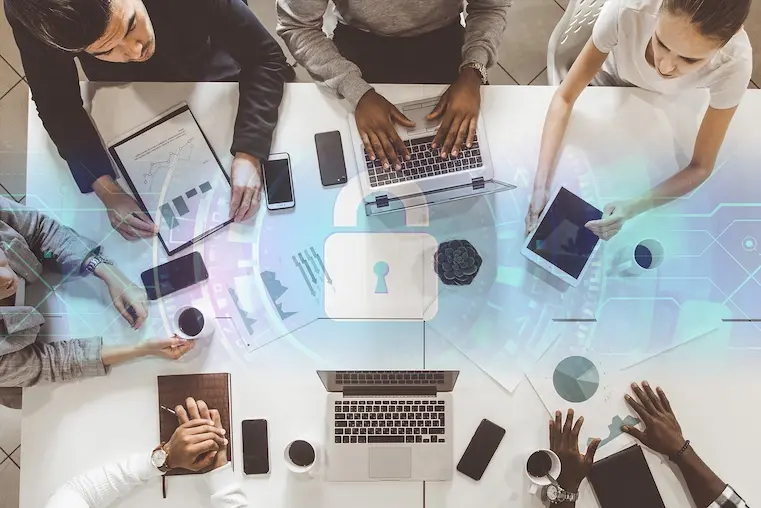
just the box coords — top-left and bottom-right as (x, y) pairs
(21, 83), (761, 508)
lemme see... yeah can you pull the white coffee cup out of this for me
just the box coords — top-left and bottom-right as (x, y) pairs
(174, 305), (215, 340)
(526, 449), (562, 495)
(284, 439), (320, 479)
(610, 238), (665, 277)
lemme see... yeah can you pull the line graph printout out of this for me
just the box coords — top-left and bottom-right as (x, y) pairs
(108, 104), (232, 255)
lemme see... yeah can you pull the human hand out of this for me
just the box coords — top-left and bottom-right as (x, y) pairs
(164, 418), (227, 471)
(355, 90), (415, 170)
(229, 153), (263, 223)
(94, 177), (158, 241)
(175, 397), (229, 470)
(526, 186), (550, 236)
(585, 200), (635, 240)
(139, 335), (195, 360)
(550, 409), (600, 491)
(623, 381), (686, 457)
(97, 266), (148, 329)
(429, 68), (482, 159)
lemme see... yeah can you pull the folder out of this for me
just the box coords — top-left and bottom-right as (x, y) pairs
(588, 444), (665, 508)
(157, 373), (233, 477)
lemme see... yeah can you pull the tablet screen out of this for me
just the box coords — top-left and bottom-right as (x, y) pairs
(526, 188), (603, 278)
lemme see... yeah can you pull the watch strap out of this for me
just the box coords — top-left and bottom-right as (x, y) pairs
(461, 62), (488, 84)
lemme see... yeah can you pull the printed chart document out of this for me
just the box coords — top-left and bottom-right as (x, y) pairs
(109, 103), (232, 255)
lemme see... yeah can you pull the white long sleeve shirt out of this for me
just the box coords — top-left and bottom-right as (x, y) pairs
(43, 452), (247, 508)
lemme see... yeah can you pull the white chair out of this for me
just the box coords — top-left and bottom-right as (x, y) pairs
(547, 0), (608, 86)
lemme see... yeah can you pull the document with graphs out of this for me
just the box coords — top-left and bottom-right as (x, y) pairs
(108, 103), (233, 255)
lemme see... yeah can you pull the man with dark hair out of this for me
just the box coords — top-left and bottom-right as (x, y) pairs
(5, 0), (293, 241)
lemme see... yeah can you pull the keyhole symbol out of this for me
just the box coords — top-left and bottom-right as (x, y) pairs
(374, 261), (390, 294)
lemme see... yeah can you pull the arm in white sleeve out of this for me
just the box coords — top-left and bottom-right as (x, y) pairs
(43, 453), (163, 508)
(205, 463), (248, 508)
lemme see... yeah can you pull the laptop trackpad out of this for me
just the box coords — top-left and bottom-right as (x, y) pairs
(368, 448), (412, 479)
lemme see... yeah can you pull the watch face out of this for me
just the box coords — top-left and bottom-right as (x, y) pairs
(151, 448), (167, 468)
(546, 484), (559, 501)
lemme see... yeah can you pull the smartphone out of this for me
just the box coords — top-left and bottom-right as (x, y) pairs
(242, 419), (270, 475)
(315, 130), (347, 186)
(140, 251), (208, 301)
(456, 419), (506, 481)
(263, 153), (295, 210)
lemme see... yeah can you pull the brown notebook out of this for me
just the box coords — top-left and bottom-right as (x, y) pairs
(157, 373), (233, 476)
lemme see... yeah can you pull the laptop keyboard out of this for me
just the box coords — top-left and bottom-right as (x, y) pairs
(335, 370), (446, 385)
(334, 399), (446, 445)
(365, 134), (483, 188)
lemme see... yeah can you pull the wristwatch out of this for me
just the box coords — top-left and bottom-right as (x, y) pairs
(83, 249), (113, 274)
(541, 484), (579, 504)
(461, 62), (488, 84)
(151, 443), (171, 473)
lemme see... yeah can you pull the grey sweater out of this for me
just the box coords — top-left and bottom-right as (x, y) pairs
(0, 196), (105, 406)
(277, 0), (511, 106)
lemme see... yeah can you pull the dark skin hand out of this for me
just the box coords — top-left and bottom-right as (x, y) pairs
(429, 67), (482, 159)
(355, 90), (415, 171)
(548, 409), (601, 508)
(623, 382), (728, 508)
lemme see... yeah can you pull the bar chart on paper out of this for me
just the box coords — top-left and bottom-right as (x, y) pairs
(159, 180), (214, 230)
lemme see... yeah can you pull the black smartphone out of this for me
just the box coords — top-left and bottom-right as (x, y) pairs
(315, 130), (347, 186)
(456, 419), (506, 481)
(140, 251), (208, 301)
(242, 419), (270, 475)
(263, 153), (295, 210)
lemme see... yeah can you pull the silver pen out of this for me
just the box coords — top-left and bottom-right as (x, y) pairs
(160, 405), (176, 415)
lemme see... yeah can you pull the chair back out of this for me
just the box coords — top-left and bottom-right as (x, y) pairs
(547, 0), (609, 85)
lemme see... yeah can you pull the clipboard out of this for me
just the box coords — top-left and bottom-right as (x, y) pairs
(108, 103), (233, 256)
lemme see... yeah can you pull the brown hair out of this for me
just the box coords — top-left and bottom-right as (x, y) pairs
(662, 0), (751, 45)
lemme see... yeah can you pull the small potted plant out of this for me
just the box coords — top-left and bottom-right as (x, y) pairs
(434, 239), (482, 286)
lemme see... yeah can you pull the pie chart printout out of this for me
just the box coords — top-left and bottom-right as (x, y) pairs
(553, 356), (600, 403)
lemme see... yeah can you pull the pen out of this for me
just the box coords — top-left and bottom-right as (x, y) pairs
(160, 405), (176, 415)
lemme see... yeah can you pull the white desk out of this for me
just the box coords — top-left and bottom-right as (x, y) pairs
(22, 83), (761, 508)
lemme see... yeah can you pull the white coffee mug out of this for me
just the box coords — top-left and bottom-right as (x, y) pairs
(526, 449), (562, 495)
(610, 238), (665, 277)
(174, 305), (215, 340)
(284, 439), (320, 479)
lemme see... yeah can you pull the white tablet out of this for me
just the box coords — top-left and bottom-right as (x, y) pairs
(521, 187), (603, 287)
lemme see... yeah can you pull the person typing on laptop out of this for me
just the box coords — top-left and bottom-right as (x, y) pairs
(43, 397), (247, 508)
(277, 0), (509, 171)
(546, 382), (747, 507)
(5, 0), (293, 240)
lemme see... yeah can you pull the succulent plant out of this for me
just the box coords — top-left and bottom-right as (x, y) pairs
(434, 239), (482, 286)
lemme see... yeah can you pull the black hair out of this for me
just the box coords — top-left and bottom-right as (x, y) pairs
(5, 0), (112, 52)
(663, 0), (751, 45)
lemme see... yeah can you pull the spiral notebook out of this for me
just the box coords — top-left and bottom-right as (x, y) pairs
(588, 444), (665, 508)
(157, 373), (233, 478)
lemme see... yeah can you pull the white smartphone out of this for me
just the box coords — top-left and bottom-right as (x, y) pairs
(263, 153), (295, 210)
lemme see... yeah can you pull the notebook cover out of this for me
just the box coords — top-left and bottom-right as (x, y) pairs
(157, 373), (232, 476)
(588, 444), (665, 508)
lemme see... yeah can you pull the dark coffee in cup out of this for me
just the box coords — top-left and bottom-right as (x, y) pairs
(289, 440), (316, 467)
(634, 244), (653, 269)
(527, 450), (552, 478)
(178, 307), (204, 336)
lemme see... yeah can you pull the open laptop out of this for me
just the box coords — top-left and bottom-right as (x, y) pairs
(318, 370), (459, 482)
(348, 97), (515, 215)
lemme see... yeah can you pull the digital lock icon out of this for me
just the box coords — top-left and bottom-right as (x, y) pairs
(324, 176), (439, 320)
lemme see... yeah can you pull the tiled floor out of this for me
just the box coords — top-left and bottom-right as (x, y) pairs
(0, 0), (760, 506)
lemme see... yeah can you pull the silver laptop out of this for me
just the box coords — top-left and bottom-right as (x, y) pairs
(348, 97), (515, 215)
(318, 370), (459, 482)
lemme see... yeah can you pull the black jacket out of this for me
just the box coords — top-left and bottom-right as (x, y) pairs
(6, 0), (291, 192)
